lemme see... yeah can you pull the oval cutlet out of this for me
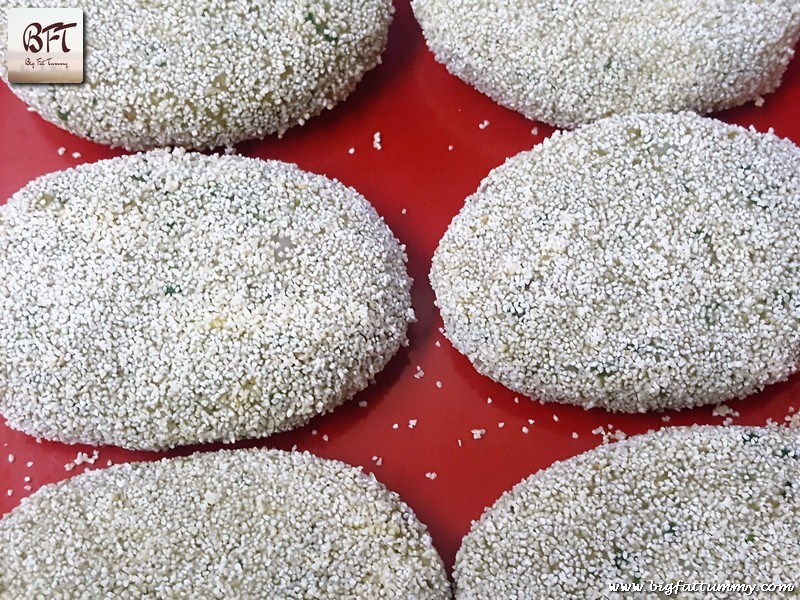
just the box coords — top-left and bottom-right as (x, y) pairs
(431, 112), (800, 413)
(412, 0), (800, 127)
(0, 149), (414, 450)
(0, 0), (393, 150)
(0, 448), (451, 598)
(454, 426), (800, 599)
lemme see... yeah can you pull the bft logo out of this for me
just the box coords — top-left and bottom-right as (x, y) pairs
(23, 21), (78, 54)
(7, 8), (83, 83)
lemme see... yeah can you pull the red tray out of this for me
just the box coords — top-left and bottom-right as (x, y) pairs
(2, 0), (800, 571)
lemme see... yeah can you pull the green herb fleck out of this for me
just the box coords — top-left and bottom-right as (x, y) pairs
(510, 305), (527, 318)
(780, 481), (793, 499)
(773, 290), (792, 309)
(305, 11), (336, 42)
(748, 190), (767, 210)
(56, 110), (69, 122)
(131, 175), (146, 182)
(612, 547), (627, 570)
(703, 301), (723, 325)
(590, 365), (614, 383)
(743, 431), (761, 444)
(165, 285), (178, 296)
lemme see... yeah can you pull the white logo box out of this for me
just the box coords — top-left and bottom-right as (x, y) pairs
(7, 7), (83, 83)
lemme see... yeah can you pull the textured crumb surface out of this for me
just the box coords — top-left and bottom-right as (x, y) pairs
(0, 0), (392, 150)
(412, 0), (800, 127)
(0, 149), (413, 449)
(454, 426), (800, 599)
(0, 448), (451, 599)
(431, 113), (800, 412)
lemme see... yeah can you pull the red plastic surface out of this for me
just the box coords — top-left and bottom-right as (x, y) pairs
(2, 0), (800, 572)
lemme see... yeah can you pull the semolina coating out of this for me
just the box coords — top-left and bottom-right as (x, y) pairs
(431, 112), (800, 413)
(0, 149), (414, 449)
(412, 0), (800, 128)
(0, 0), (393, 150)
(454, 425), (800, 599)
(0, 448), (451, 599)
